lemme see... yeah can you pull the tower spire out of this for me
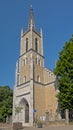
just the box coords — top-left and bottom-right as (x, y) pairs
(28, 5), (35, 30)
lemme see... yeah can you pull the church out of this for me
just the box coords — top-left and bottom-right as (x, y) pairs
(13, 6), (59, 126)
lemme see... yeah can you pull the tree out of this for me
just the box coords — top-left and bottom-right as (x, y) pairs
(0, 86), (13, 122)
(15, 106), (23, 122)
(54, 35), (73, 111)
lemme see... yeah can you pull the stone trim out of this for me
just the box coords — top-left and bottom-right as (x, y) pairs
(45, 81), (56, 87)
(19, 49), (44, 58)
(16, 92), (30, 97)
(16, 81), (30, 88)
(34, 80), (56, 86)
(22, 29), (41, 38)
(16, 80), (56, 88)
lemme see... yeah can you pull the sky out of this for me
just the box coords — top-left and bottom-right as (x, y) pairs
(0, 0), (73, 89)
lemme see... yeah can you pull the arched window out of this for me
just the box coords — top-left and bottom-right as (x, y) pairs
(35, 58), (37, 64)
(24, 76), (26, 83)
(26, 58), (28, 64)
(35, 38), (38, 52)
(35, 56), (41, 66)
(23, 57), (28, 66)
(38, 59), (41, 66)
(37, 75), (40, 82)
(23, 59), (25, 66)
(26, 38), (28, 52)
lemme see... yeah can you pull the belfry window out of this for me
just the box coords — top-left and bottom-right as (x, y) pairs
(35, 38), (38, 52)
(26, 38), (28, 52)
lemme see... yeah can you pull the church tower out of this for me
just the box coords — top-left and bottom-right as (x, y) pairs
(13, 6), (58, 127)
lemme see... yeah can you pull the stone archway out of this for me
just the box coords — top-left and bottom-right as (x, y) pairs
(19, 98), (29, 123)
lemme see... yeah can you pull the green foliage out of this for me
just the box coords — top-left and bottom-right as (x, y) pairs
(15, 106), (23, 121)
(15, 106), (23, 115)
(54, 35), (73, 110)
(0, 86), (13, 122)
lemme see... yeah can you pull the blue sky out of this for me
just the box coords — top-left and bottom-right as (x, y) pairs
(0, 0), (73, 89)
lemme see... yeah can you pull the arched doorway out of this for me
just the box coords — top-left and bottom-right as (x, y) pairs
(25, 103), (29, 123)
(19, 98), (29, 123)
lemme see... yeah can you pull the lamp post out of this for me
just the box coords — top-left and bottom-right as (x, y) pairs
(33, 109), (37, 126)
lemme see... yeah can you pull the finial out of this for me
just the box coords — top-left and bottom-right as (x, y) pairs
(21, 28), (23, 37)
(40, 28), (43, 37)
(30, 4), (32, 9)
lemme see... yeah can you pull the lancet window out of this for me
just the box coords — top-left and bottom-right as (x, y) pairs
(35, 38), (38, 52)
(26, 38), (28, 52)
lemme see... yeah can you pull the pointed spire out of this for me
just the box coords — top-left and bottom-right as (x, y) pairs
(40, 28), (43, 56)
(28, 5), (35, 30)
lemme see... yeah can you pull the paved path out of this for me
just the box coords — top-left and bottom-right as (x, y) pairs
(23, 125), (73, 130)
(0, 125), (73, 130)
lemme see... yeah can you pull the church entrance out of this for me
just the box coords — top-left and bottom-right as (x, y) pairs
(19, 98), (29, 123)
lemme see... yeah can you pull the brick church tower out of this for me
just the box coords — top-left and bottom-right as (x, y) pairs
(13, 6), (59, 127)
